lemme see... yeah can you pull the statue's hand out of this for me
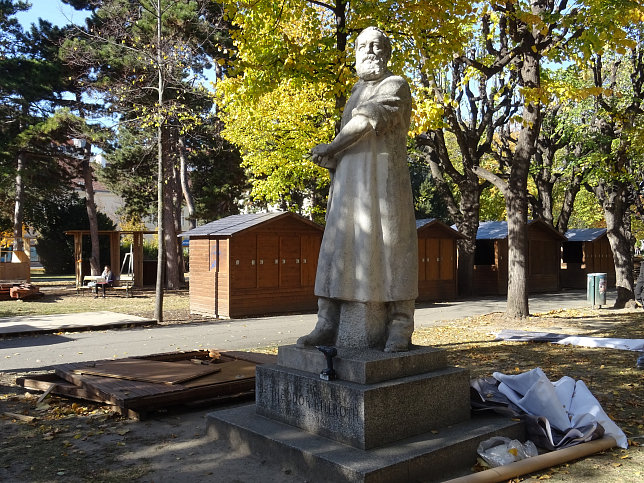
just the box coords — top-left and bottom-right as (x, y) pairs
(311, 144), (337, 170)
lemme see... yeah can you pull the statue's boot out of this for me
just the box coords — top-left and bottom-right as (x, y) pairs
(296, 297), (340, 347)
(384, 300), (415, 352)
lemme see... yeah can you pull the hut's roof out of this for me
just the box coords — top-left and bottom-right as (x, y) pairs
(416, 218), (436, 229)
(474, 221), (509, 240)
(181, 211), (321, 238)
(564, 228), (607, 242)
(464, 220), (566, 240)
(181, 212), (284, 237)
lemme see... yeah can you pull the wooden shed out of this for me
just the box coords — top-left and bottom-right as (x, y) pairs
(471, 220), (566, 295)
(184, 212), (323, 318)
(416, 219), (463, 302)
(560, 228), (615, 289)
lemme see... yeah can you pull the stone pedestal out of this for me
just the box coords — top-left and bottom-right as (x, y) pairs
(258, 345), (469, 449)
(207, 344), (524, 481)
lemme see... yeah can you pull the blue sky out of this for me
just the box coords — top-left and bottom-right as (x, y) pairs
(15, 0), (88, 29)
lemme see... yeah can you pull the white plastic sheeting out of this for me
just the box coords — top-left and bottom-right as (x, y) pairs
(495, 330), (644, 351)
(493, 368), (628, 449)
(555, 336), (644, 351)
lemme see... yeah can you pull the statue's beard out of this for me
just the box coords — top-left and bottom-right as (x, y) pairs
(356, 56), (387, 80)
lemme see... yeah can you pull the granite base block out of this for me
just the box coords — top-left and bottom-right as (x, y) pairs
(207, 404), (525, 483)
(278, 344), (448, 384)
(336, 301), (388, 348)
(256, 363), (470, 449)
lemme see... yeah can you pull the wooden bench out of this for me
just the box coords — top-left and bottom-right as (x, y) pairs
(113, 274), (134, 297)
(77, 274), (134, 297)
(77, 276), (101, 295)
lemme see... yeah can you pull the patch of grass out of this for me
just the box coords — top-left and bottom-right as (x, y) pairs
(0, 287), (197, 324)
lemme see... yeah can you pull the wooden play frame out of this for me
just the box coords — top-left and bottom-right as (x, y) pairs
(65, 230), (155, 290)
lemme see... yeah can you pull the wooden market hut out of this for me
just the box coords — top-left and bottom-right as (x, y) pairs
(65, 230), (155, 289)
(560, 228), (615, 288)
(183, 212), (323, 318)
(416, 219), (463, 302)
(471, 220), (566, 295)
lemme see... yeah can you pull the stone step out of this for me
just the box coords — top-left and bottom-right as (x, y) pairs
(207, 404), (524, 483)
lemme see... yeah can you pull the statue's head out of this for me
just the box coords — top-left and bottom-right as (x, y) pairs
(355, 27), (391, 81)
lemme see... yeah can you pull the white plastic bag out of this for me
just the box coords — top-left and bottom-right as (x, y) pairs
(477, 436), (538, 467)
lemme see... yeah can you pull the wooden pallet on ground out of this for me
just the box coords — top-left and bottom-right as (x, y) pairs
(16, 350), (275, 419)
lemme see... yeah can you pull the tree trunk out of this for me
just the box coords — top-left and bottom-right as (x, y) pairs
(162, 130), (182, 290)
(13, 152), (25, 252)
(154, 0), (164, 322)
(532, 147), (555, 227)
(456, 186), (481, 297)
(556, 167), (583, 234)
(178, 135), (196, 229)
(505, 178), (530, 318)
(505, 51), (541, 319)
(82, 144), (101, 276)
(600, 187), (634, 308)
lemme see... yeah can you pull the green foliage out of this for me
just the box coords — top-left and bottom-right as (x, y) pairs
(217, 0), (477, 215)
(100, 125), (157, 220)
(30, 194), (115, 274)
(408, 156), (452, 223)
(218, 78), (332, 210)
(188, 123), (246, 221)
(63, 0), (245, 224)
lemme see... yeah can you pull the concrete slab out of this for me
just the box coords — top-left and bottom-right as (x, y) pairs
(207, 403), (524, 483)
(0, 311), (156, 336)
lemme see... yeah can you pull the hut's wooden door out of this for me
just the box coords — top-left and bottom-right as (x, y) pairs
(439, 239), (455, 280)
(279, 236), (301, 287)
(257, 235), (279, 288)
(426, 239), (440, 280)
(421, 238), (455, 281)
(230, 236), (257, 289)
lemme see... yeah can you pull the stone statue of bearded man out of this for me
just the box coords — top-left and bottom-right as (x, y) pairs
(297, 27), (418, 352)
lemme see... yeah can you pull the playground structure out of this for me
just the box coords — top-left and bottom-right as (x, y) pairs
(0, 236), (32, 282)
(65, 230), (156, 289)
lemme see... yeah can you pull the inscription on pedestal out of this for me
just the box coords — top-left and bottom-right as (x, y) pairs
(268, 382), (359, 423)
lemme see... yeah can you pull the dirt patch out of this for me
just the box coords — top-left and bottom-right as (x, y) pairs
(1, 306), (642, 482)
(0, 382), (302, 483)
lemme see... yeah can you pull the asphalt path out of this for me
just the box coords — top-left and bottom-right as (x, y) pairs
(0, 288), (609, 372)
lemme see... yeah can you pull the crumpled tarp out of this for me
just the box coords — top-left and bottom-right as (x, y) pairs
(471, 368), (628, 450)
(496, 329), (644, 351)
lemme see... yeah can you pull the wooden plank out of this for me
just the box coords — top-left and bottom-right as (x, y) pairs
(180, 360), (256, 388)
(16, 373), (110, 404)
(44, 351), (267, 418)
(72, 359), (222, 385)
(55, 363), (182, 406)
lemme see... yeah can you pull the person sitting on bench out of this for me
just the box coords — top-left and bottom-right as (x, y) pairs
(94, 265), (114, 298)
